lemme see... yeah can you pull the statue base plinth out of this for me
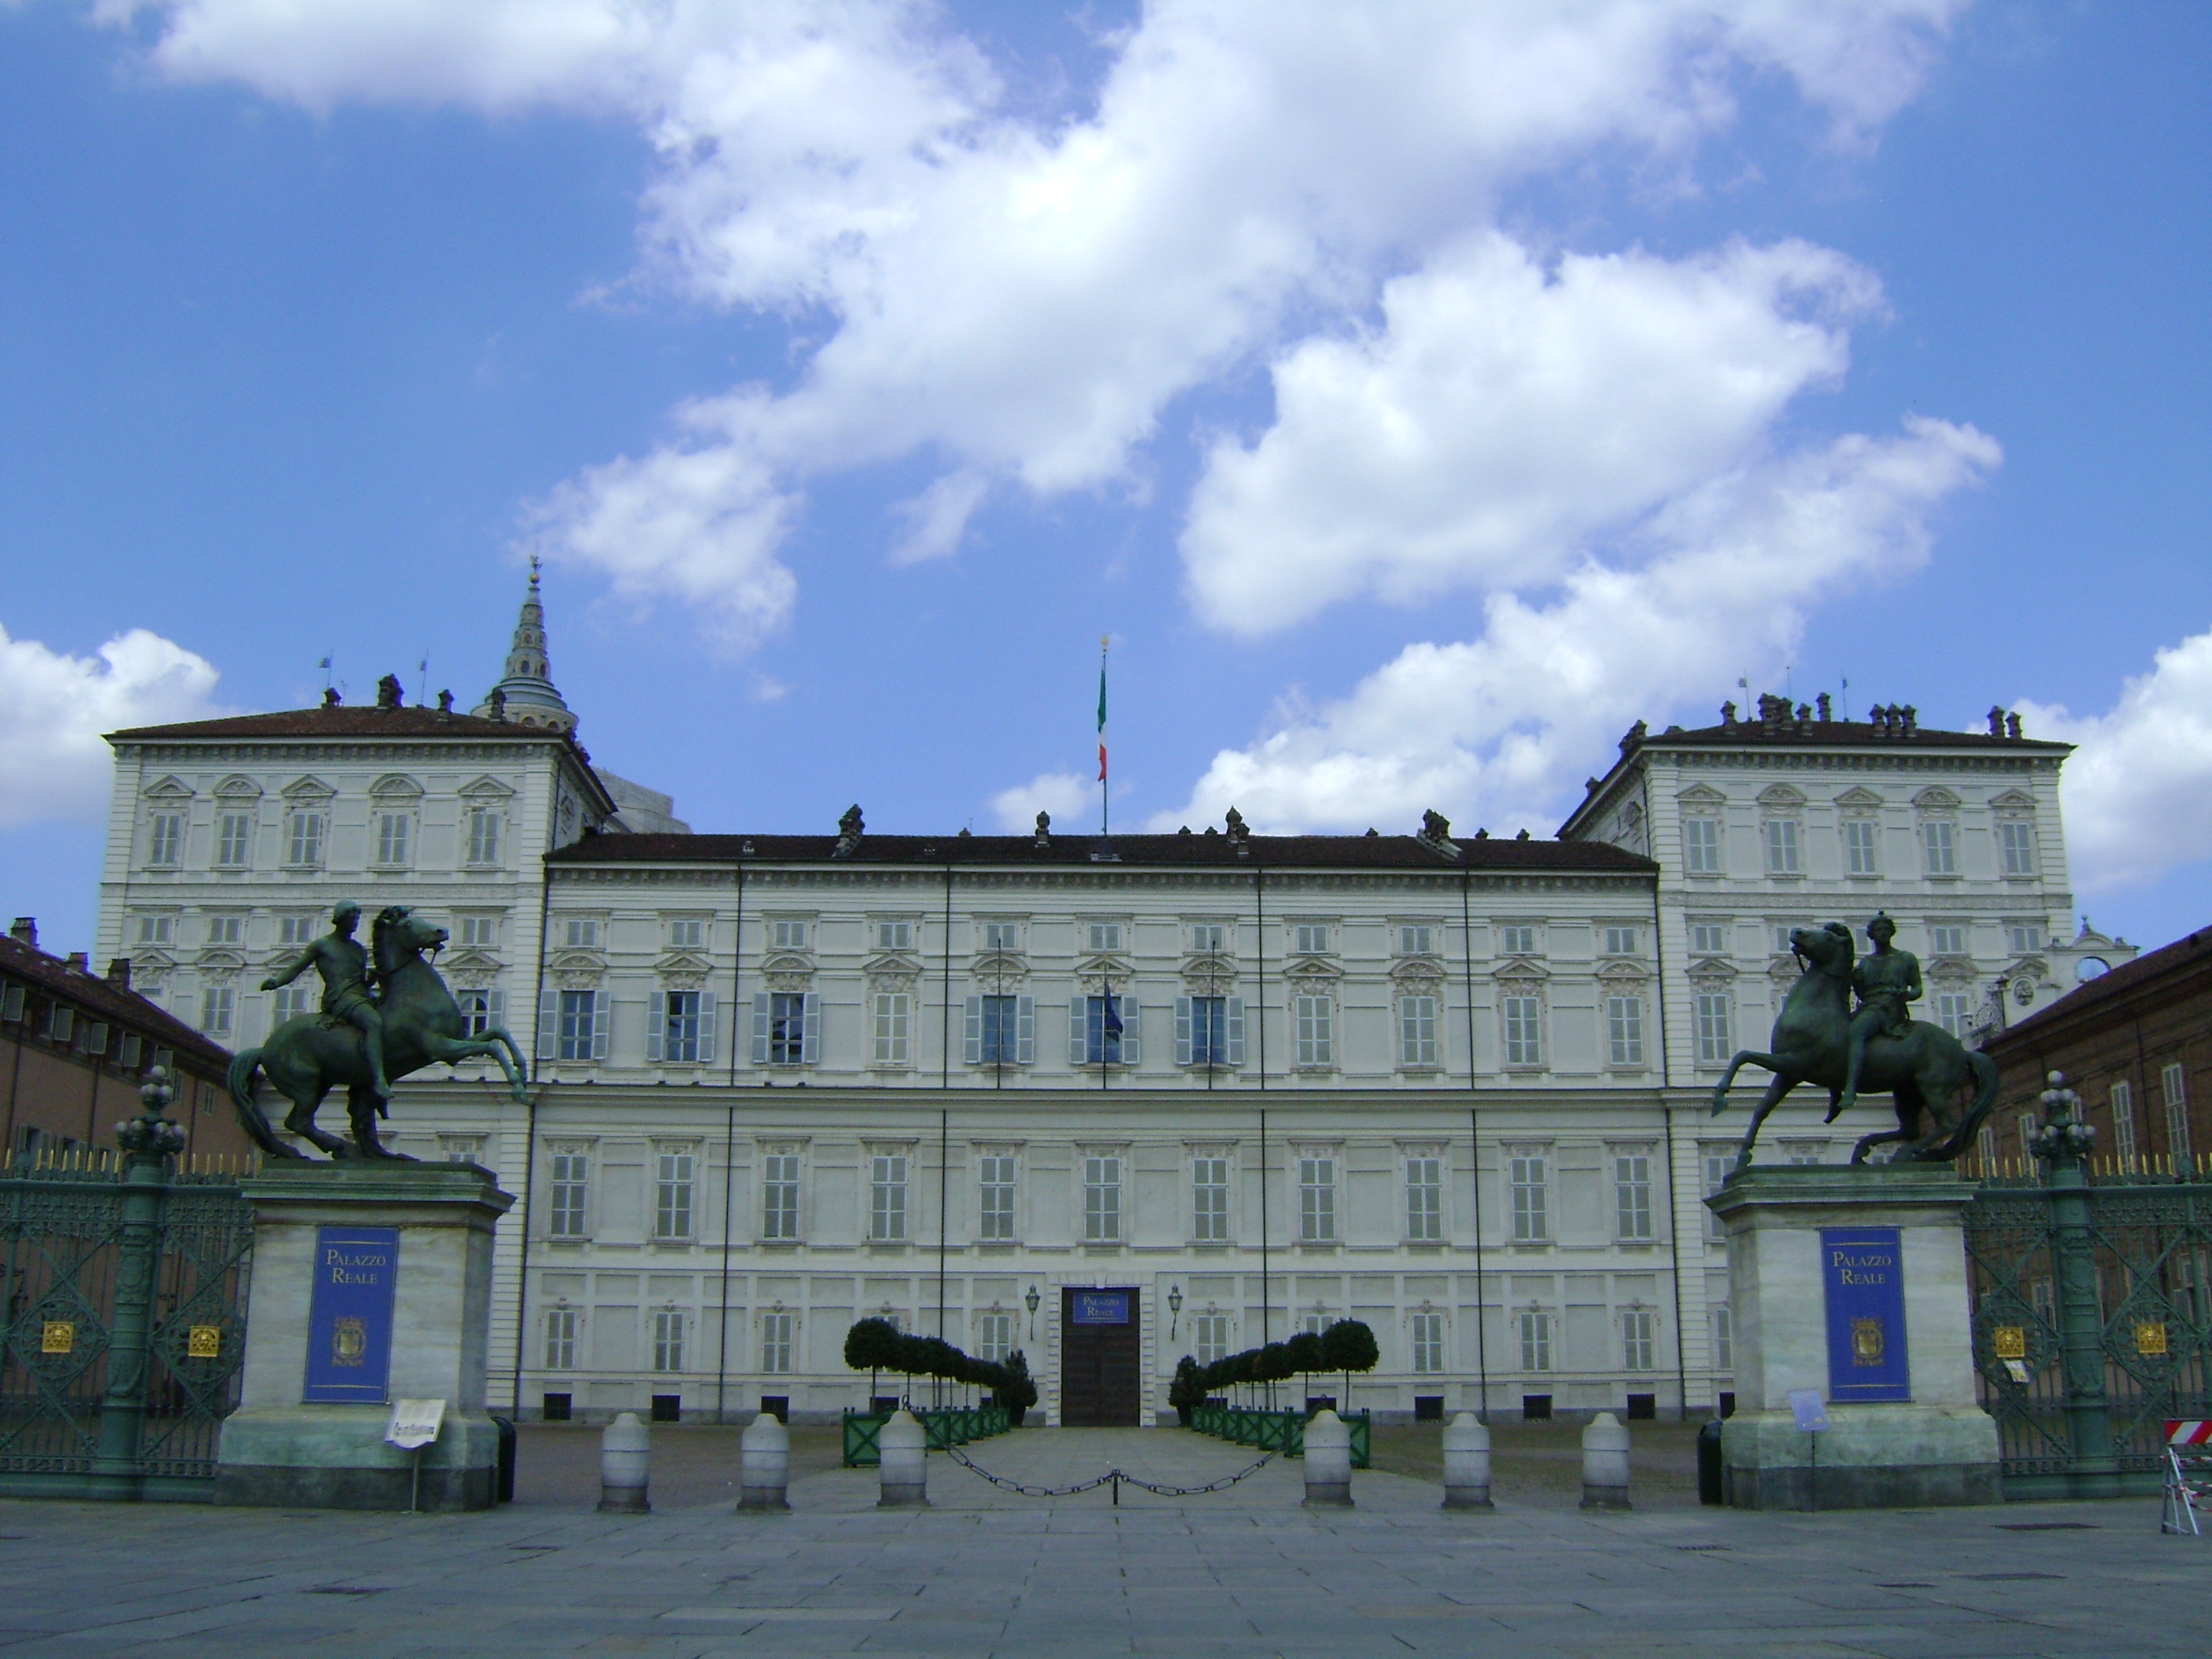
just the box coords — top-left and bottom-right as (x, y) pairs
(215, 1162), (514, 1512)
(1712, 1165), (2000, 1511)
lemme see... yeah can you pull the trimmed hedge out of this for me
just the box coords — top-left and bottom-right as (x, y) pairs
(1183, 1318), (1380, 1397)
(842, 1317), (1038, 1411)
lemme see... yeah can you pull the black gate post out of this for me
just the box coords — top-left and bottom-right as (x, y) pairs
(2032, 1071), (2123, 1499)
(85, 1073), (188, 1502)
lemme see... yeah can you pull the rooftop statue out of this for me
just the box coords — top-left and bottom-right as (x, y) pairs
(1711, 917), (1996, 1170)
(230, 905), (530, 1159)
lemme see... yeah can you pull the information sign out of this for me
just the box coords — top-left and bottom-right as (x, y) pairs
(1820, 1226), (1911, 1403)
(1070, 1290), (1130, 1325)
(385, 1398), (446, 1451)
(303, 1226), (400, 1403)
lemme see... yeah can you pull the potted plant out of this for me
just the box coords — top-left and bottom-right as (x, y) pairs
(1168, 1354), (1203, 1426)
(1000, 1349), (1036, 1426)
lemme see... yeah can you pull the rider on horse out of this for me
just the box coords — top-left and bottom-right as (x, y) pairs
(1838, 912), (1921, 1114)
(260, 900), (393, 1100)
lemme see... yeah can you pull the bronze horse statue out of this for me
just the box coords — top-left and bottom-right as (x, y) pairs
(1711, 921), (1997, 1170)
(228, 906), (529, 1159)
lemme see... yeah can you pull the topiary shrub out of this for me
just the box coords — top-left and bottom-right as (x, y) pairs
(1167, 1354), (1204, 1425)
(1321, 1318), (1380, 1408)
(1000, 1349), (1037, 1424)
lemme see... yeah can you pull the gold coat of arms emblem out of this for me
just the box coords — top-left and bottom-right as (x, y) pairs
(332, 1316), (368, 1367)
(1851, 1316), (1884, 1367)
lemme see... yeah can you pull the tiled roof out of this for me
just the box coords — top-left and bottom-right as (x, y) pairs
(1987, 926), (2212, 1050)
(109, 707), (568, 742)
(0, 935), (231, 1071)
(553, 830), (1656, 874)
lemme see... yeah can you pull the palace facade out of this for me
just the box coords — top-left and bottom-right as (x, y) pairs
(94, 580), (2128, 1425)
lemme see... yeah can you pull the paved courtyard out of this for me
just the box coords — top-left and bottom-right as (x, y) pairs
(0, 1428), (2204, 1657)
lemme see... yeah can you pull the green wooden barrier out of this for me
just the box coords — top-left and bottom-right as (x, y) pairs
(845, 1403), (1013, 1465)
(1187, 1403), (1369, 1467)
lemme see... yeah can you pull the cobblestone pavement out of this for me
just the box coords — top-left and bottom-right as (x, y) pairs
(0, 1429), (2203, 1658)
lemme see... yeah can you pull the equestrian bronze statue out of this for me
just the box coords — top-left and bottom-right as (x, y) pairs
(1710, 918), (1997, 1170)
(228, 904), (529, 1159)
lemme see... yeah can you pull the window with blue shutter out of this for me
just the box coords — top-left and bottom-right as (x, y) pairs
(756, 992), (813, 1064)
(1176, 996), (1241, 1066)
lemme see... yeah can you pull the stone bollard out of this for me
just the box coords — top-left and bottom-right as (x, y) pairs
(739, 1409), (791, 1511)
(1441, 1412), (1493, 1510)
(598, 1412), (650, 1514)
(877, 1408), (929, 1508)
(1580, 1411), (1631, 1511)
(1303, 1408), (1354, 1508)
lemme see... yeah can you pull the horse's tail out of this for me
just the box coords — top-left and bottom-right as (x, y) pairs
(1930, 1048), (2002, 1162)
(227, 1048), (265, 1121)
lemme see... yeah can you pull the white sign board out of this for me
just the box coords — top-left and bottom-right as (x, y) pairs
(1788, 1388), (1830, 1434)
(385, 1398), (446, 1451)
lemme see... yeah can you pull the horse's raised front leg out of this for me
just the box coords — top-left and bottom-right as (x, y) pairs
(1735, 1072), (1800, 1172)
(1711, 1051), (1793, 1116)
(421, 1031), (530, 1102)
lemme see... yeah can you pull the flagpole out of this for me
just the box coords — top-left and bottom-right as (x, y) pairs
(1097, 634), (1110, 840)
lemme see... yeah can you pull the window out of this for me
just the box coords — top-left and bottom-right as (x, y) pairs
(1762, 818), (1801, 875)
(871, 1152), (909, 1241)
(466, 807), (502, 866)
(1695, 992), (1732, 1066)
(1623, 1308), (1657, 1372)
(284, 811), (325, 868)
(974, 1311), (1015, 1364)
(1298, 1156), (1337, 1243)
(1294, 994), (1334, 1066)
(215, 813), (252, 868)
(1398, 925), (1434, 956)
(2165, 1064), (2192, 1166)
(0, 986), (22, 1024)
(549, 1149), (589, 1238)
(1084, 1155), (1123, 1241)
(761, 1154), (801, 1241)
(2018, 1112), (2037, 1162)
(1999, 819), (2036, 877)
(1843, 817), (1880, 876)
(1704, 1151), (1734, 1241)
(1933, 992), (1972, 1038)
(274, 984), (317, 1027)
(657, 990), (709, 1064)
(1292, 923), (1329, 955)
(1923, 818), (1957, 876)
(772, 920), (809, 950)
(544, 1308), (579, 1371)
(562, 917), (601, 950)
(1399, 994), (1438, 1067)
(1509, 1151), (1549, 1243)
(1689, 922), (1727, 955)
(1518, 1309), (1552, 1372)
(374, 811), (412, 866)
(2112, 1081), (2138, 1164)
(1771, 925), (1797, 956)
(652, 1309), (685, 1374)
(756, 992), (817, 1065)
(1606, 996), (1645, 1066)
(1501, 995), (1542, 1067)
(1682, 817), (1721, 876)
(653, 1148), (695, 1240)
(1930, 924), (1966, 956)
(1614, 1152), (1655, 1241)
(1411, 1312), (1444, 1375)
(136, 915), (174, 945)
(979, 1154), (1017, 1241)
(760, 1311), (795, 1374)
(2006, 923), (2044, 957)
(1074, 994), (1136, 1065)
(1177, 1312), (1226, 1368)
(1498, 925), (1536, 956)
(1193, 1156), (1229, 1243)
(45, 1006), (75, 1045)
(1712, 1305), (1734, 1371)
(1406, 1156), (1442, 1242)
(206, 914), (244, 945)
(873, 992), (912, 1065)
(667, 917), (704, 949)
(874, 920), (912, 950)
(199, 987), (234, 1035)
(458, 915), (496, 947)
(982, 920), (1021, 951)
(1087, 922), (1123, 952)
(970, 994), (1030, 1065)
(556, 990), (603, 1061)
(1190, 922), (1228, 954)
(1177, 996), (1243, 1066)
(1602, 926), (1638, 956)
(1787, 1143), (1826, 1166)
(148, 812), (184, 866)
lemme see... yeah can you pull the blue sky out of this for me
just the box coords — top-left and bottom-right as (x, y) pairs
(1, 1), (2207, 960)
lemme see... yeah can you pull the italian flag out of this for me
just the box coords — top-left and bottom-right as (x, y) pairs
(1097, 641), (1109, 783)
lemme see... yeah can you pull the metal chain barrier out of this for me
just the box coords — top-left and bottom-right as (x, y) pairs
(943, 1444), (1277, 1504)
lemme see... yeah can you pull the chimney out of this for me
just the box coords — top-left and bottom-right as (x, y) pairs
(65, 951), (89, 973)
(8, 917), (34, 948)
(107, 959), (132, 990)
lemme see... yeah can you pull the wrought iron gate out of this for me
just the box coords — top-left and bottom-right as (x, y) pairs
(0, 1077), (252, 1501)
(1964, 1075), (2212, 1500)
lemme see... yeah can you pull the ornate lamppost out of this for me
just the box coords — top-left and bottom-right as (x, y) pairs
(1168, 1284), (1183, 1342)
(2029, 1070), (2121, 1498)
(1025, 1283), (1040, 1340)
(86, 1069), (189, 1501)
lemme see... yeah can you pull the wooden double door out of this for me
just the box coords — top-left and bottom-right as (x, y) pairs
(1059, 1287), (1141, 1426)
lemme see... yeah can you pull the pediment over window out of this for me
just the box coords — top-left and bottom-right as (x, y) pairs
(968, 953), (1030, 983)
(1284, 958), (1339, 986)
(1596, 960), (1650, 985)
(460, 775), (516, 800)
(282, 775), (335, 801)
(1390, 960), (1447, 989)
(214, 775), (263, 799)
(657, 951), (714, 978)
(1928, 958), (1976, 985)
(1491, 958), (1550, 984)
(369, 773), (424, 801)
(1687, 957), (1737, 982)
(196, 954), (243, 976)
(760, 952), (814, 979)
(1912, 786), (1961, 810)
(864, 950), (922, 978)
(131, 948), (176, 974)
(1076, 952), (1131, 980)
(441, 948), (503, 976)
(547, 950), (604, 976)
(1833, 786), (1884, 809)
(145, 775), (194, 801)
(1988, 789), (2036, 811)
(1756, 783), (1806, 809)
(1677, 783), (1727, 806)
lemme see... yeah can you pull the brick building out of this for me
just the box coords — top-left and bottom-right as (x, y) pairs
(1, 918), (246, 1166)
(1982, 924), (2212, 1177)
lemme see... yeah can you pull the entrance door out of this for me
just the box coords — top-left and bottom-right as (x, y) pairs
(1060, 1287), (1140, 1425)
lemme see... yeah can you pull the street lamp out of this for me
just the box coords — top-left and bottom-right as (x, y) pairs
(1168, 1285), (1183, 1341)
(1025, 1283), (1040, 1339)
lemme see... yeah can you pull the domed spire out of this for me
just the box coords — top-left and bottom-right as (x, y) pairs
(474, 557), (577, 733)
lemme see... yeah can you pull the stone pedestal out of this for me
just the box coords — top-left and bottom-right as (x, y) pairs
(1713, 1165), (2000, 1511)
(215, 1163), (514, 1511)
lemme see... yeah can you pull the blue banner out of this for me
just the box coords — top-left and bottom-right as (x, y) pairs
(1821, 1226), (1910, 1403)
(1070, 1290), (1130, 1326)
(302, 1226), (400, 1404)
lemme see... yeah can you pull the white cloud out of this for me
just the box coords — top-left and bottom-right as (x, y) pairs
(96, 0), (1968, 636)
(891, 472), (989, 566)
(2015, 629), (2212, 894)
(989, 770), (1090, 834)
(1153, 417), (2000, 835)
(0, 624), (230, 827)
